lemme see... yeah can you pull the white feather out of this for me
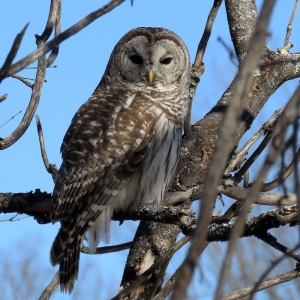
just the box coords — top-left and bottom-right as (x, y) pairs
(86, 205), (113, 253)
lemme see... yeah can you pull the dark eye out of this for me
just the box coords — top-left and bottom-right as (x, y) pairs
(129, 54), (143, 65)
(160, 57), (173, 65)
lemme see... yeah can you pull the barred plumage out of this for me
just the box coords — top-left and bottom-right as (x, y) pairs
(50, 27), (190, 293)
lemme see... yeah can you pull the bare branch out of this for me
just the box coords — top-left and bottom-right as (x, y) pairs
(11, 74), (34, 88)
(81, 242), (131, 255)
(38, 271), (59, 300)
(39, 0), (61, 41)
(224, 107), (284, 176)
(0, 0), (125, 80)
(257, 231), (300, 263)
(263, 147), (300, 191)
(44, 0), (62, 67)
(172, 1), (276, 298)
(35, 115), (58, 179)
(0, 111), (22, 130)
(113, 205), (196, 236)
(284, 0), (300, 46)
(186, 0), (223, 138)
(217, 36), (238, 67)
(193, 0), (223, 71)
(220, 185), (298, 206)
(234, 132), (273, 182)
(217, 81), (300, 300)
(0, 23), (29, 82)
(0, 94), (8, 102)
(220, 269), (300, 300)
(0, 38), (47, 150)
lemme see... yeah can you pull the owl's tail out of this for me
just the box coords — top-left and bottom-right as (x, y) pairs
(50, 227), (82, 294)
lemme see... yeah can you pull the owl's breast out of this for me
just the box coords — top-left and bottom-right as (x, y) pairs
(111, 113), (182, 213)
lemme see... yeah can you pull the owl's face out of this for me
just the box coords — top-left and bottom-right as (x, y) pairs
(102, 28), (190, 91)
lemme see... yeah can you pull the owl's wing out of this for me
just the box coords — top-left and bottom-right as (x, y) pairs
(51, 89), (159, 222)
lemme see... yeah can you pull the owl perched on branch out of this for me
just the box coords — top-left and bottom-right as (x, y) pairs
(50, 27), (191, 293)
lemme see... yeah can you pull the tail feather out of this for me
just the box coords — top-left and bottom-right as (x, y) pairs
(59, 242), (81, 294)
(50, 206), (113, 292)
(50, 227), (70, 266)
(50, 228), (82, 294)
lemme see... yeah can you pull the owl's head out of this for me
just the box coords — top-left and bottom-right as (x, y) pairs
(101, 27), (190, 92)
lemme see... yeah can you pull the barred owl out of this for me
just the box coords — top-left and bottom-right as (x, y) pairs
(50, 27), (190, 293)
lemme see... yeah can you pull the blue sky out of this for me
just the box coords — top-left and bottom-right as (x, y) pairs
(1, 1), (300, 299)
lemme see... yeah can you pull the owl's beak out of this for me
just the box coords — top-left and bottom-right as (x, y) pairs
(147, 69), (154, 85)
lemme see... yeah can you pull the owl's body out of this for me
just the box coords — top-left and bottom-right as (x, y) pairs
(50, 27), (190, 293)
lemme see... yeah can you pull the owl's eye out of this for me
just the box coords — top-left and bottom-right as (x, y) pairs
(160, 57), (173, 65)
(129, 54), (143, 65)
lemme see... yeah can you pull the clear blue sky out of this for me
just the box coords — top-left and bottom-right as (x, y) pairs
(1, 1), (300, 299)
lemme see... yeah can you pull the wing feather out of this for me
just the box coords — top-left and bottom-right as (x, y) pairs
(51, 89), (158, 222)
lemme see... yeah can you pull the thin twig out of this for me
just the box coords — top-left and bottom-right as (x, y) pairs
(284, 0), (300, 46)
(262, 147), (300, 191)
(45, 0), (62, 67)
(81, 242), (131, 254)
(35, 115), (58, 179)
(224, 107), (284, 176)
(193, 0), (223, 71)
(257, 231), (300, 263)
(248, 243), (300, 300)
(0, 23), (29, 81)
(0, 0), (125, 80)
(217, 36), (238, 67)
(220, 269), (300, 300)
(11, 74), (33, 88)
(186, 0), (223, 138)
(0, 111), (22, 129)
(234, 132), (273, 182)
(38, 271), (59, 300)
(0, 94), (8, 102)
(220, 184), (297, 206)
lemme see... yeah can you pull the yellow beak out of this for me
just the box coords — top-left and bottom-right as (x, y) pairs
(148, 69), (154, 85)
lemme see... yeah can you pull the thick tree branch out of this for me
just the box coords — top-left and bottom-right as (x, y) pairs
(225, 0), (257, 62)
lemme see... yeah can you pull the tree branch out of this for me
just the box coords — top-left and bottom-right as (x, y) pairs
(35, 115), (58, 179)
(220, 268), (300, 300)
(0, 38), (47, 149)
(0, 0), (125, 81)
(284, 0), (300, 46)
(0, 23), (29, 82)
(172, 2), (276, 299)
